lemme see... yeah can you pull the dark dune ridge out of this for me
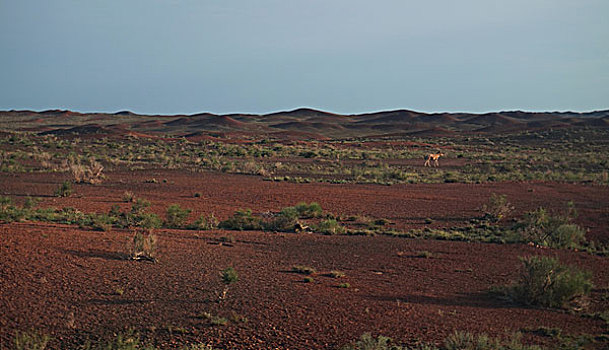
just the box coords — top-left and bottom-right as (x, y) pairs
(1, 108), (608, 139)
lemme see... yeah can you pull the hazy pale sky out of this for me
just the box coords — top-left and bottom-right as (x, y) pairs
(1, 0), (608, 115)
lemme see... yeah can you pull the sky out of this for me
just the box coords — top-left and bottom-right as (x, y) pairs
(0, 0), (608, 115)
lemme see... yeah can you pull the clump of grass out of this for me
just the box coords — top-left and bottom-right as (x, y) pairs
(219, 235), (235, 244)
(327, 270), (346, 278)
(292, 265), (316, 275)
(164, 204), (191, 228)
(500, 255), (593, 309)
(416, 251), (433, 259)
(338, 283), (351, 288)
(482, 193), (514, 222)
(515, 202), (585, 249)
(55, 180), (73, 197)
(303, 276), (314, 283)
(264, 207), (299, 232)
(444, 331), (542, 350)
(339, 333), (396, 350)
(219, 209), (262, 231)
(210, 316), (228, 326)
(23, 196), (40, 209)
(222, 267), (239, 284)
(14, 330), (51, 350)
(316, 219), (346, 235)
(220, 266), (238, 300)
(122, 191), (136, 203)
(129, 231), (158, 262)
(68, 156), (104, 184)
(190, 213), (219, 230)
(293, 202), (323, 218)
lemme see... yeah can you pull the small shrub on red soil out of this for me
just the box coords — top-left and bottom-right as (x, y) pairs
(189, 213), (219, 230)
(55, 180), (73, 197)
(219, 209), (262, 231)
(14, 330), (51, 350)
(292, 265), (316, 275)
(505, 256), (593, 309)
(164, 204), (192, 228)
(130, 231), (158, 262)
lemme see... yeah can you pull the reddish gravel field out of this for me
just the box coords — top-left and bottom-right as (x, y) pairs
(1, 170), (609, 349)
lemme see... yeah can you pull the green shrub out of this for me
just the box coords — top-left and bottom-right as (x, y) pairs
(482, 193), (514, 222)
(219, 209), (262, 231)
(14, 330), (51, 350)
(339, 333), (399, 350)
(294, 202), (323, 218)
(553, 224), (586, 249)
(316, 219), (346, 235)
(55, 181), (73, 197)
(222, 267), (239, 284)
(264, 207), (299, 232)
(190, 213), (219, 230)
(516, 206), (586, 249)
(164, 204), (191, 228)
(508, 256), (593, 309)
(303, 276), (314, 283)
(114, 199), (161, 231)
(444, 331), (542, 350)
(23, 196), (40, 209)
(338, 283), (351, 288)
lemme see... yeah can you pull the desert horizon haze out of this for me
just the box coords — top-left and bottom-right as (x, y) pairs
(1, 1), (608, 114)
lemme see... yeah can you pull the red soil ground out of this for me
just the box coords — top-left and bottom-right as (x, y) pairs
(1, 170), (608, 349)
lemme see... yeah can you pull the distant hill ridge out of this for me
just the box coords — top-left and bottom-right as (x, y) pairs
(1, 108), (608, 139)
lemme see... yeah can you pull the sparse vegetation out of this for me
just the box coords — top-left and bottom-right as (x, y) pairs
(55, 180), (73, 197)
(164, 204), (191, 228)
(482, 193), (514, 222)
(317, 219), (346, 235)
(129, 231), (158, 262)
(327, 270), (346, 278)
(500, 256), (593, 309)
(14, 330), (51, 350)
(292, 265), (316, 275)
(190, 213), (219, 230)
(416, 251), (433, 258)
(515, 203), (586, 249)
(219, 209), (262, 231)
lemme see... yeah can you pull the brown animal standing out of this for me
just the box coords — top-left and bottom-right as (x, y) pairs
(424, 153), (444, 167)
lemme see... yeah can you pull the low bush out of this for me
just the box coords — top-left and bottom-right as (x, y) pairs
(317, 219), (346, 235)
(114, 199), (162, 231)
(292, 265), (316, 275)
(219, 209), (262, 231)
(14, 330), (51, 350)
(482, 193), (514, 222)
(294, 202), (323, 218)
(444, 331), (542, 350)
(55, 181), (73, 197)
(164, 204), (191, 228)
(264, 207), (299, 232)
(222, 267), (239, 284)
(190, 213), (219, 230)
(505, 256), (593, 309)
(515, 202), (585, 249)
(68, 156), (104, 184)
(130, 231), (158, 262)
